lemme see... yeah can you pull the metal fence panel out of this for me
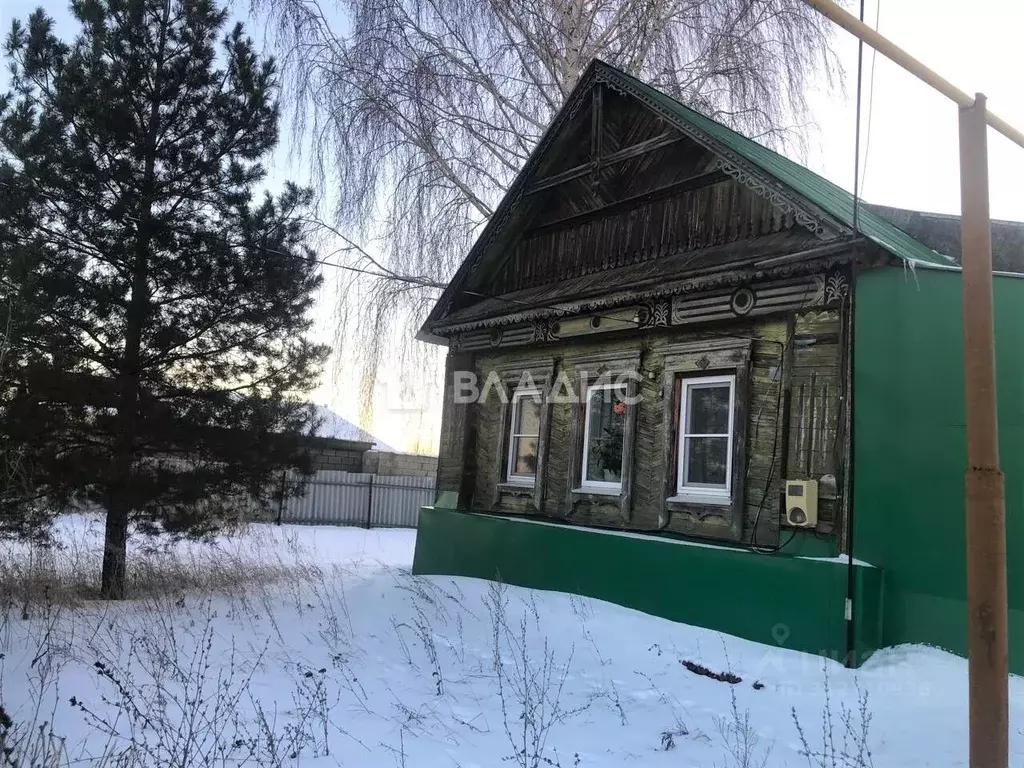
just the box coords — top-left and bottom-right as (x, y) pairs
(369, 474), (435, 528)
(278, 471), (433, 528)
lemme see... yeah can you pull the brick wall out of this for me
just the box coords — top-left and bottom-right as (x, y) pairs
(305, 440), (437, 477)
(309, 444), (366, 473)
(362, 451), (438, 478)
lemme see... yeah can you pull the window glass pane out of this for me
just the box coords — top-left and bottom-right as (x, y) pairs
(685, 436), (728, 486)
(512, 437), (538, 476)
(686, 384), (730, 435)
(585, 387), (626, 484)
(514, 396), (541, 436)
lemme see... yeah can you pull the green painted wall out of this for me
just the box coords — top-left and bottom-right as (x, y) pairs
(854, 266), (1024, 671)
(783, 530), (840, 559)
(414, 506), (883, 664)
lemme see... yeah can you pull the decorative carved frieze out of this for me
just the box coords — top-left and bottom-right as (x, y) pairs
(531, 320), (559, 343)
(449, 270), (841, 351)
(729, 287), (756, 316)
(671, 276), (827, 326)
(709, 157), (829, 238)
(637, 299), (670, 329)
(824, 268), (851, 307)
(596, 70), (847, 240)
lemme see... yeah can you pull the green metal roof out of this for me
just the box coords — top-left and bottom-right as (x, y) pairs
(610, 64), (954, 267)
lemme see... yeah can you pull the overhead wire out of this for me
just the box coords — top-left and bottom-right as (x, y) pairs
(852, 0), (867, 231)
(0, 177), (447, 290)
(840, 0), (870, 667)
(1, 173), (680, 325)
(2, 165), (864, 335)
(1, 168), (860, 341)
(0, 173), (779, 336)
(2, 103), (833, 555)
(2, 164), (812, 500)
(860, 0), (882, 195)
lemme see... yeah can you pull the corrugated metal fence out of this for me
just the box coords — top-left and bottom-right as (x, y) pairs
(277, 471), (434, 528)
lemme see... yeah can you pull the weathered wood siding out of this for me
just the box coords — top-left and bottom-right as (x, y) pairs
(455, 310), (845, 545)
(456, 86), (822, 307)
(435, 351), (475, 504)
(789, 311), (843, 529)
(431, 79), (853, 545)
(500, 179), (802, 292)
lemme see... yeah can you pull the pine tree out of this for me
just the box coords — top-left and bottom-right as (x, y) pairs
(0, 0), (329, 597)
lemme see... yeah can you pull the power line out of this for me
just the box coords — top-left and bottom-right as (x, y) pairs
(860, 0), (882, 195)
(0, 175), (681, 327)
(0, 177), (448, 291)
(4, 150), (810, 553)
(0, 172), (850, 338)
(2, 174), (810, 352)
(852, 0), (867, 231)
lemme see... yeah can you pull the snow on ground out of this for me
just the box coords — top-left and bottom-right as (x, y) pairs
(2, 516), (1022, 767)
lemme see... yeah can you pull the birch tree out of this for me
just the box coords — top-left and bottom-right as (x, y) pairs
(253, 0), (837, 421)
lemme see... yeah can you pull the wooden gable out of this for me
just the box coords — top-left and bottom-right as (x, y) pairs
(421, 61), (855, 342)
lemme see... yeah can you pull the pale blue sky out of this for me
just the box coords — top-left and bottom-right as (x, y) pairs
(806, 0), (1024, 222)
(3, 0), (1023, 450)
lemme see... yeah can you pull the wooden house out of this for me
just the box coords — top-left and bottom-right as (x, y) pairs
(412, 60), (1024, 670)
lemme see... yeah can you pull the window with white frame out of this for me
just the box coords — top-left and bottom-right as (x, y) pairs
(506, 388), (542, 483)
(676, 374), (736, 503)
(581, 382), (628, 492)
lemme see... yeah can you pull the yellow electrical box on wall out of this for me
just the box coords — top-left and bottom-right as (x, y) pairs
(784, 479), (819, 528)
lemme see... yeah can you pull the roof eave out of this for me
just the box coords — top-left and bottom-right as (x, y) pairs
(420, 58), (955, 336)
(420, 60), (610, 333)
(416, 328), (449, 346)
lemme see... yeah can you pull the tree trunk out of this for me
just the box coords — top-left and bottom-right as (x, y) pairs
(100, 357), (142, 599)
(100, 494), (129, 599)
(100, 250), (147, 599)
(98, 0), (168, 599)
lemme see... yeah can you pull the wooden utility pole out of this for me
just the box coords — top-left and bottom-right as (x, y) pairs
(800, 3), (1023, 767)
(959, 93), (1008, 768)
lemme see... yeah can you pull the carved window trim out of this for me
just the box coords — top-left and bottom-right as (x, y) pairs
(506, 386), (543, 486)
(564, 350), (641, 524)
(659, 339), (752, 540)
(673, 373), (737, 505)
(487, 360), (555, 512)
(579, 382), (628, 494)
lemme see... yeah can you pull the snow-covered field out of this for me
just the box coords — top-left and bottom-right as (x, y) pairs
(2, 516), (1022, 767)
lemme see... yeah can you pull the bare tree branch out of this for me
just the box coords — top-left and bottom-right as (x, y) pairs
(251, 0), (838, 428)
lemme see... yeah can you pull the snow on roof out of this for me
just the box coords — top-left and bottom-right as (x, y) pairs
(313, 405), (396, 452)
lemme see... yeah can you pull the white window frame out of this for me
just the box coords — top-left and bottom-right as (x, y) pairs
(674, 374), (736, 505)
(506, 387), (542, 485)
(579, 382), (627, 494)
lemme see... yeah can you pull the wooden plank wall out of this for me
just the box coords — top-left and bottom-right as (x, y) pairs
(435, 351), (475, 504)
(503, 180), (799, 292)
(788, 311), (843, 529)
(445, 310), (845, 545)
(742, 321), (789, 547)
